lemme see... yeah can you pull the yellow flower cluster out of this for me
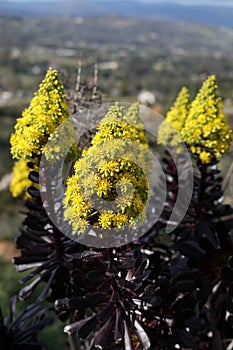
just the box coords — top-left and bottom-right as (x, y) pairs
(44, 118), (80, 162)
(181, 75), (232, 163)
(10, 68), (71, 160)
(158, 86), (190, 147)
(63, 102), (150, 235)
(92, 102), (148, 146)
(10, 159), (39, 199)
(158, 75), (232, 163)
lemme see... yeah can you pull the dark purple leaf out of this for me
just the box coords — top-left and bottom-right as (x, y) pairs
(91, 317), (114, 348)
(64, 315), (98, 338)
(177, 241), (205, 260)
(97, 277), (112, 294)
(97, 304), (115, 325)
(196, 222), (219, 250)
(27, 186), (41, 198)
(170, 293), (193, 311)
(86, 270), (106, 284)
(175, 280), (195, 292)
(114, 307), (123, 342)
(175, 328), (196, 348)
(28, 171), (39, 184)
(221, 266), (233, 281)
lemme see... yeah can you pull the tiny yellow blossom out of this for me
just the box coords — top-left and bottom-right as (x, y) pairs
(199, 151), (211, 164)
(98, 212), (115, 229)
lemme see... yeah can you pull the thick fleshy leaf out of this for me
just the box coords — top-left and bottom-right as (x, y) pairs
(27, 186), (41, 198)
(64, 315), (98, 338)
(141, 295), (162, 307)
(86, 270), (106, 284)
(18, 277), (42, 300)
(37, 268), (58, 301)
(28, 171), (39, 184)
(97, 304), (115, 325)
(91, 317), (115, 348)
(196, 221), (219, 250)
(124, 321), (134, 350)
(134, 320), (151, 350)
(54, 298), (69, 312)
(177, 241), (205, 260)
(170, 293), (193, 312)
(97, 277), (112, 294)
(114, 307), (124, 342)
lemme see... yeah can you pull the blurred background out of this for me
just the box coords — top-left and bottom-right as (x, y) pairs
(0, 0), (233, 348)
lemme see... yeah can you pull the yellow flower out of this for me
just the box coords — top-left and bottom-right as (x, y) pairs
(181, 75), (232, 163)
(63, 102), (150, 233)
(113, 212), (129, 228)
(96, 178), (112, 197)
(93, 102), (148, 146)
(10, 159), (39, 199)
(116, 176), (133, 194)
(199, 151), (211, 164)
(44, 119), (80, 162)
(115, 192), (134, 212)
(158, 87), (190, 147)
(99, 160), (120, 178)
(98, 211), (115, 229)
(10, 68), (72, 160)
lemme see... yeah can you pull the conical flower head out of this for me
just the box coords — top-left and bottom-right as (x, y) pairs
(158, 86), (190, 147)
(10, 67), (70, 160)
(64, 102), (150, 234)
(181, 75), (232, 163)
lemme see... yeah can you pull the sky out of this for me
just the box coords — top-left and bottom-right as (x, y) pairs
(6, 0), (233, 5)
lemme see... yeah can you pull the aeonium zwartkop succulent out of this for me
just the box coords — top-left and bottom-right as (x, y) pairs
(4, 68), (233, 350)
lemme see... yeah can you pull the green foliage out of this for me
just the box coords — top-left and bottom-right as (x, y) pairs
(0, 192), (23, 240)
(0, 259), (19, 316)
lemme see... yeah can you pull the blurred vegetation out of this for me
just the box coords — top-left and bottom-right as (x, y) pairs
(0, 257), (67, 349)
(2, 16), (233, 107)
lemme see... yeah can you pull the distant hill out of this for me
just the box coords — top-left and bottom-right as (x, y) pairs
(1, 16), (233, 55)
(1, 0), (233, 28)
